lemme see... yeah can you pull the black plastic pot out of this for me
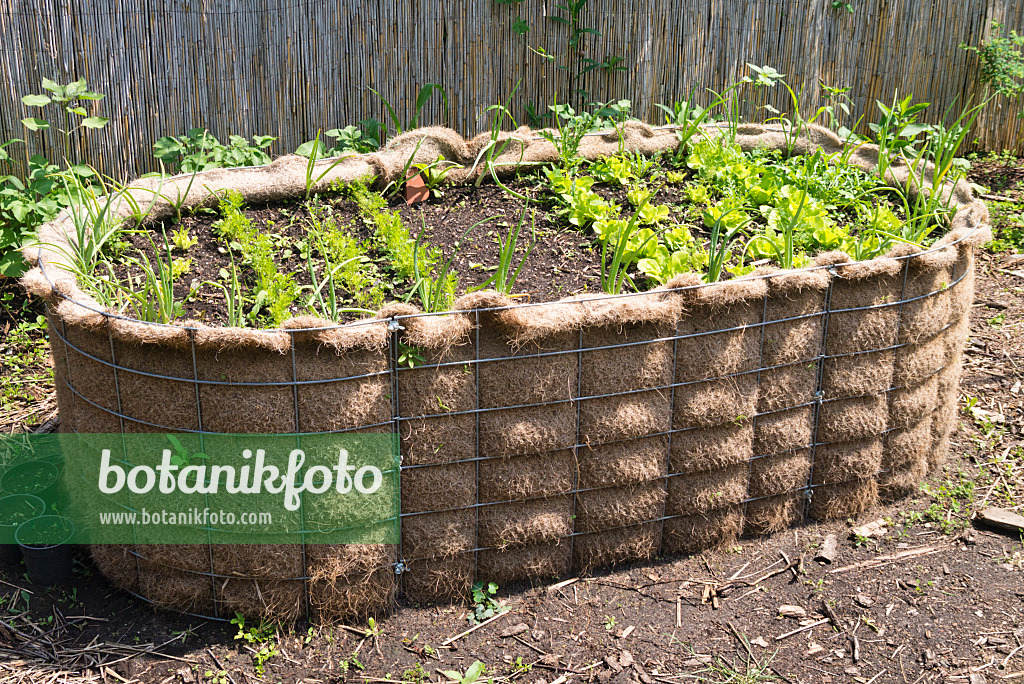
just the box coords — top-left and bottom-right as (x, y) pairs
(15, 515), (74, 585)
(0, 461), (60, 507)
(0, 494), (46, 566)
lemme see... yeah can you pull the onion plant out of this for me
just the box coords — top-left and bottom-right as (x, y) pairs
(205, 258), (246, 328)
(706, 205), (754, 283)
(45, 170), (155, 280)
(407, 216), (494, 313)
(119, 230), (191, 324)
(302, 242), (374, 321)
(304, 129), (353, 200)
(472, 201), (535, 296)
(469, 83), (535, 200)
(599, 195), (665, 294)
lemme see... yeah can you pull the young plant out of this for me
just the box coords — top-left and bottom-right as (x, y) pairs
(411, 154), (464, 198)
(473, 202), (535, 295)
(470, 581), (507, 624)
(545, 0), (623, 106)
(369, 83), (449, 142)
(153, 128), (276, 173)
(2, 78), (108, 276)
(538, 97), (600, 173)
(879, 97), (988, 246)
(303, 130), (354, 200)
(20, 78), (108, 147)
(705, 205), (754, 283)
(469, 83), (535, 199)
(295, 124), (379, 157)
(598, 195), (664, 294)
(170, 226), (198, 251)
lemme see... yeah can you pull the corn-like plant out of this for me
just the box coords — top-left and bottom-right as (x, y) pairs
(537, 97), (599, 174)
(369, 84), (449, 142)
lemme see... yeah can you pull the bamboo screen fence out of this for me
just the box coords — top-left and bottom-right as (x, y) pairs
(2, 0), (1024, 181)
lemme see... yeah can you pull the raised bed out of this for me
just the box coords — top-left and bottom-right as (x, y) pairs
(20, 122), (991, 622)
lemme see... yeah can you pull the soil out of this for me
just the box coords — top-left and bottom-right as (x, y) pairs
(126, 174), (610, 325)
(118, 160), (877, 327)
(2, 161), (1023, 684)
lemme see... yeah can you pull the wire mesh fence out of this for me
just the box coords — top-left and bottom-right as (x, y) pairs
(40, 224), (977, 621)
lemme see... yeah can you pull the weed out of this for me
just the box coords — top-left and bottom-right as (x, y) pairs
(442, 661), (487, 684)
(509, 656), (532, 675)
(397, 342), (426, 369)
(231, 612), (278, 676)
(153, 129), (275, 173)
(694, 646), (779, 683)
(403, 663), (429, 684)
(203, 671), (230, 684)
(470, 581), (507, 624)
(603, 614), (617, 630)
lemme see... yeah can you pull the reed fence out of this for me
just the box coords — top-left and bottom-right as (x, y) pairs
(2, 0), (1023, 180)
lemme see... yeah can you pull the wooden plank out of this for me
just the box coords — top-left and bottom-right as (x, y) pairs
(974, 507), (1024, 535)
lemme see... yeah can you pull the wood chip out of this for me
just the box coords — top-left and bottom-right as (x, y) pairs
(850, 519), (888, 540)
(974, 507), (1024, 535)
(778, 605), (808, 619)
(816, 534), (839, 564)
(500, 623), (529, 638)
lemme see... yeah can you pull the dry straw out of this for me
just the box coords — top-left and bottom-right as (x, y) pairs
(22, 122), (990, 622)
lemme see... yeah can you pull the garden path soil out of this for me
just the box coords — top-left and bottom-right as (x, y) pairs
(3, 168), (1024, 683)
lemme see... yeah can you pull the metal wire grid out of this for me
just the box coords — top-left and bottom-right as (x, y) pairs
(43, 232), (973, 621)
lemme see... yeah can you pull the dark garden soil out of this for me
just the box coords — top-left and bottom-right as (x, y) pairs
(122, 163), (867, 326)
(2, 163), (1024, 684)
(129, 175), (612, 325)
